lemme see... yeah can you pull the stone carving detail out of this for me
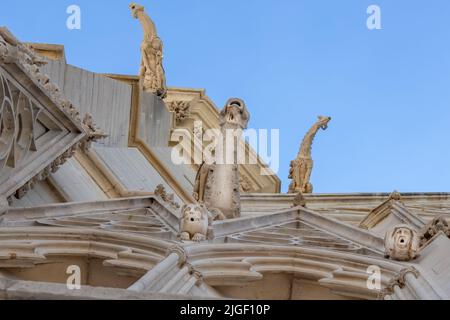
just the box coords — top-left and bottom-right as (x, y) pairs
(288, 116), (331, 194)
(178, 203), (224, 242)
(0, 33), (79, 124)
(203, 98), (250, 219)
(384, 224), (420, 261)
(419, 216), (450, 246)
(13, 144), (78, 199)
(166, 245), (187, 266)
(154, 184), (180, 209)
(80, 113), (108, 150)
(179, 204), (210, 242)
(389, 190), (402, 201)
(1, 34), (46, 69)
(168, 101), (190, 122)
(239, 175), (253, 193)
(0, 30), (108, 199)
(292, 192), (307, 208)
(0, 71), (38, 171)
(60, 100), (80, 123)
(0, 64), (73, 198)
(0, 36), (15, 63)
(191, 269), (204, 286)
(377, 267), (420, 299)
(130, 3), (167, 98)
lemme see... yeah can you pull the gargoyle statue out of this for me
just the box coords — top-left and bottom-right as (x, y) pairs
(179, 203), (225, 242)
(288, 116), (331, 194)
(384, 224), (420, 261)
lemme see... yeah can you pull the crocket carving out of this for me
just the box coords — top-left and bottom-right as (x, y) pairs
(288, 116), (331, 194)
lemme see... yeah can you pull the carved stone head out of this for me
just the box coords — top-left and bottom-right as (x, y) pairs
(219, 98), (250, 130)
(317, 116), (331, 130)
(384, 224), (420, 261)
(179, 204), (210, 242)
(181, 203), (208, 224)
(129, 3), (144, 19)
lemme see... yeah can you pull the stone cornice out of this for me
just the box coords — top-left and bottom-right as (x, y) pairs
(359, 198), (426, 231)
(105, 73), (281, 195)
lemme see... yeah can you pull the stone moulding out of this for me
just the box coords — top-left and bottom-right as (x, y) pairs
(359, 192), (426, 231)
(181, 243), (403, 300)
(0, 226), (176, 293)
(376, 266), (443, 300)
(208, 206), (385, 255)
(128, 245), (212, 297)
(0, 278), (204, 300)
(0, 195), (181, 232)
(166, 245), (188, 266)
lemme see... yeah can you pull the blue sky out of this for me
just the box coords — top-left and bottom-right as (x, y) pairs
(2, 0), (450, 193)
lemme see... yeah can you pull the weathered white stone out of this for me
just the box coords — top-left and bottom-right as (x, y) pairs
(1, 12), (450, 302)
(384, 225), (420, 261)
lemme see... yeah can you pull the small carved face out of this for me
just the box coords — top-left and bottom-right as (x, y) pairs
(220, 98), (250, 129)
(318, 116), (331, 130)
(394, 227), (412, 250)
(182, 204), (207, 223)
(385, 225), (419, 261)
(129, 3), (144, 19)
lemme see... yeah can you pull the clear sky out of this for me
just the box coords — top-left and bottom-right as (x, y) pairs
(2, 0), (450, 193)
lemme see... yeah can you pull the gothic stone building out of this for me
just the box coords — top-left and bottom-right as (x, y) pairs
(0, 5), (449, 300)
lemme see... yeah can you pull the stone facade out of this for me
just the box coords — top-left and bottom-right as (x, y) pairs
(0, 6), (449, 301)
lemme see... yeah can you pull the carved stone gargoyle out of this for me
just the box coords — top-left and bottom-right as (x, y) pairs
(178, 203), (225, 242)
(289, 116), (331, 194)
(199, 98), (250, 219)
(129, 3), (167, 98)
(384, 224), (420, 261)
